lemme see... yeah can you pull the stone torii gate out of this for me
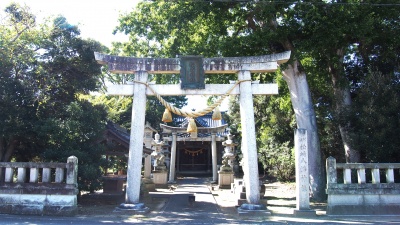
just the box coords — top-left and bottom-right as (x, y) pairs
(94, 51), (291, 207)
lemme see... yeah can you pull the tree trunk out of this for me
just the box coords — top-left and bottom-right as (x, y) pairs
(0, 137), (17, 162)
(329, 49), (360, 163)
(282, 59), (325, 201)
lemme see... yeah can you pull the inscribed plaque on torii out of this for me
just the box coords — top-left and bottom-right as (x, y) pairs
(180, 56), (205, 90)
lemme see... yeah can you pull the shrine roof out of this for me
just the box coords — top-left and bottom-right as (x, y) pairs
(104, 122), (152, 154)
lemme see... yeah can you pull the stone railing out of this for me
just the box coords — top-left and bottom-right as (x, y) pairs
(326, 157), (400, 215)
(0, 156), (78, 216)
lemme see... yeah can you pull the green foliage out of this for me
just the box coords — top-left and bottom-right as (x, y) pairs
(38, 101), (108, 192)
(82, 94), (133, 129)
(0, 4), (108, 192)
(115, 1), (228, 57)
(350, 71), (400, 163)
(254, 73), (296, 181)
(259, 138), (295, 182)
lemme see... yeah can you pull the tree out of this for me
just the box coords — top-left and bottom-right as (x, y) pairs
(296, 1), (400, 163)
(38, 101), (108, 192)
(0, 3), (41, 162)
(1, 3), (108, 191)
(350, 71), (400, 163)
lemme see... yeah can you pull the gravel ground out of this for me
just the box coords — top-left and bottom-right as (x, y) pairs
(77, 181), (326, 217)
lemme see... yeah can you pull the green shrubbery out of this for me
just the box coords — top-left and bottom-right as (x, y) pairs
(259, 138), (295, 182)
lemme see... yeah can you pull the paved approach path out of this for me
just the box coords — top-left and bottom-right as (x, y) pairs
(1, 177), (400, 224)
(148, 177), (234, 224)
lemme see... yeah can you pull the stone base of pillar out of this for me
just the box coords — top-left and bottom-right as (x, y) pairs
(231, 178), (246, 206)
(114, 203), (149, 214)
(152, 171), (168, 185)
(293, 209), (316, 217)
(218, 171), (234, 189)
(237, 204), (271, 217)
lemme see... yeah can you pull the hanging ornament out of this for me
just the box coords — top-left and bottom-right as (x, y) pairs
(187, 118), (198, 133)
(162, 108), (172, 122)
(212, 106), (221, 120)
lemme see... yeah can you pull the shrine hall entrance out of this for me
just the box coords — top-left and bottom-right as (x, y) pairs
(176, 141), (212, 176)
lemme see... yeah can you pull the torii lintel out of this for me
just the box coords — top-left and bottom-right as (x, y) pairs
(94, 51), (291, 74)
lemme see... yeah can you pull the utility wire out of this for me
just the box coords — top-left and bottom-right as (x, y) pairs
(146, 0), (400, 7)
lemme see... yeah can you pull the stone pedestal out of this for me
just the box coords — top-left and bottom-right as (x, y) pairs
(152, 171), (168, 185)
(238, 204), (271, 217)
(141, 178), (156, 193)
(114, 203), (149, 214)
(102, 175), (126, 194)
(293, 209), (316, 217)
(232, 179), (247, 206)
(218, 171), (234, 189)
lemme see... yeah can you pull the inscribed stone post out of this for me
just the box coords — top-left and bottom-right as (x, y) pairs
(144, 155), (151, 179)
(211, 133), (217, 182)
(168, 133), (177, 183)
(295, 129), (309, 209)
(294, 129), (315, 216)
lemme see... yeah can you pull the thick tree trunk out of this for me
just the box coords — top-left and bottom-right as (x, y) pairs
(0, 137), (16, 182)
(329, 49), (360, 163)
(0, 137), (17, 162)
(333, 85), (360, 163)
(282, 60), (325, 201)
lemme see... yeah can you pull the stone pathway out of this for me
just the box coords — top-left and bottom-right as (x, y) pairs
(148, 177), (232, 224)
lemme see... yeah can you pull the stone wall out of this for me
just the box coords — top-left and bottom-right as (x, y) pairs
(326, 157), (400, 215)
(0, 156), (78, 216)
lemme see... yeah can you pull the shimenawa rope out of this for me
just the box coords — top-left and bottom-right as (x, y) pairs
(133, 79), (251, 118)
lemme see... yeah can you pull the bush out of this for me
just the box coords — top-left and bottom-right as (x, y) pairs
(259, 138), (295, 182)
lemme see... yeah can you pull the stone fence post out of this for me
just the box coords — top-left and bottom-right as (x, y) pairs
(66, 156), (78, 186)
(326, 157), (337, 185)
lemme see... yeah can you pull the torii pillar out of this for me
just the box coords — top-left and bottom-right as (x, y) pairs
(126, 71), (148, 204)
(238, 70), (260, 203)
(94, 51), (291, 206)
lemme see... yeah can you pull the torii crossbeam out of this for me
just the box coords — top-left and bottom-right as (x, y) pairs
(94, 51), (291, 207)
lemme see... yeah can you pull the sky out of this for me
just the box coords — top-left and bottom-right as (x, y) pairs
(0, 0), (229, 111)
(0, 0), (139, 47)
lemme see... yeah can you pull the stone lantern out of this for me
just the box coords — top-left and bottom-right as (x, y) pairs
(218, 134), (237, 188)
(151, 133), (168, 185)
(143, 122), (157, 148)
(143, 122), (157, 179)
(151, 133), (167, 171)
(221, 133), (238, 169)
